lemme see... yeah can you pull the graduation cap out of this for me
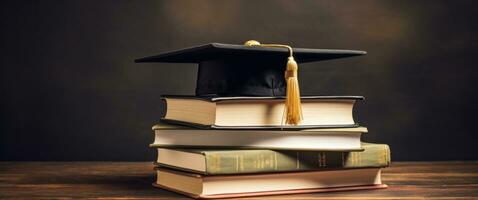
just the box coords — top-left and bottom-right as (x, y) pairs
(136, 40), (366, 125)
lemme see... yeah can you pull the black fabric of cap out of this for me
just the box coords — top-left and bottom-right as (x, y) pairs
(135, 43), (366, 97)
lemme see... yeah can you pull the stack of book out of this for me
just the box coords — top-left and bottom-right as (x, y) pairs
(137, 42), (391, 198)
(149, 96), (390, 199)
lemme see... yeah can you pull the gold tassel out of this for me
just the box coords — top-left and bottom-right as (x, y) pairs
(284, 56), (303, 125)
(244, 40), (303, 125)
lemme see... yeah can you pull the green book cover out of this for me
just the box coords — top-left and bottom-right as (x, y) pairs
(157, 143), (391, 175)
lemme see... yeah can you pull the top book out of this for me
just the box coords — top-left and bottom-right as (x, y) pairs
(162, 95), (363, 129)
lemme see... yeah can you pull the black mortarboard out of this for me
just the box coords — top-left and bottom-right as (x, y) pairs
(135, 40), (366, 125)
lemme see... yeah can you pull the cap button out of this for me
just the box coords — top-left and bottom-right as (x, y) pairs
(244, 40), (261, 46)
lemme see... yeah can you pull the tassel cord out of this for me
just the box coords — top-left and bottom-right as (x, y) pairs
(244, 40), (303, 125)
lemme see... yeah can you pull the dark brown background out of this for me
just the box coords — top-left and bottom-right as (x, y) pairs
(1, 0), (477, 161)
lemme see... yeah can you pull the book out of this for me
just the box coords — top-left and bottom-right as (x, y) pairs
(162, 96), (363, 129)
(155, 143), (391, 175)
(151, 123), (367, 151)
(154, 167), (386, 199)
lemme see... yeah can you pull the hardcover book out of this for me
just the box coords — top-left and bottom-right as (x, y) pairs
(155, 143), (391, 175)
(162, 96), (363, 129)
(151, 123), (367, 151)
(154, 167), (386, 199)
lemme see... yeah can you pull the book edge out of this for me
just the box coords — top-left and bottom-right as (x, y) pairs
(149, 144), (364, 152)
(158, 118), (362, 130)
(152, 182), (387, 199)
(162, 95), (365, 102)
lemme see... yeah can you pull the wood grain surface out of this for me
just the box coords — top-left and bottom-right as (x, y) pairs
(0, 162), (477, 199)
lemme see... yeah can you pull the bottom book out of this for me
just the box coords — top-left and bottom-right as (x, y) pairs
(154, 167), (387, 199)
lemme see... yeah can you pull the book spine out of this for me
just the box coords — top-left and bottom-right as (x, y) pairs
(205, 143), (390, 175)
(343, 143), (391, 168)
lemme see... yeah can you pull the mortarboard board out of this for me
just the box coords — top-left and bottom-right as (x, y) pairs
(135, 40), (366, 125)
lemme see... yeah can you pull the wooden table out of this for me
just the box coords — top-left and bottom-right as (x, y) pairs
(0, 162), (477, 199)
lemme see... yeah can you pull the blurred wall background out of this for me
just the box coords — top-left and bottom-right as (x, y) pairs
(1, 0), (477, 161)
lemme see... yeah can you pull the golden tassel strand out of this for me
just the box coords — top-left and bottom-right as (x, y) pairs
(244, 40), (303, 125)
